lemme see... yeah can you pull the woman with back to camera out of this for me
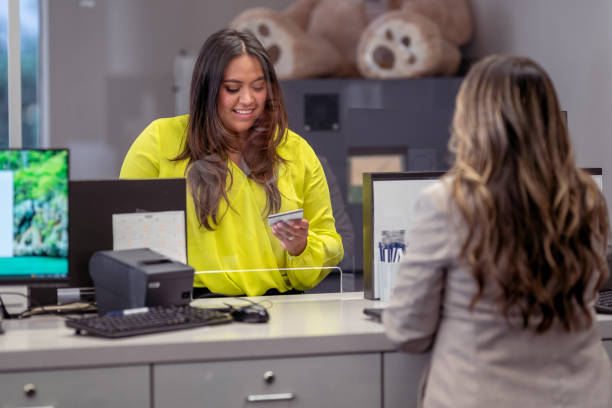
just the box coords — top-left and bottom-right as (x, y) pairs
(383, 55), (612, 407)
(120, 28), (343, 297)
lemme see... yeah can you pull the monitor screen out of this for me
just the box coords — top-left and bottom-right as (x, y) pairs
(68, 178), (187, 288)
(0, 149), (69, 283)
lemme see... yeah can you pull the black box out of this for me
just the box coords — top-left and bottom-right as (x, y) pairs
(89, 248), (194, 315)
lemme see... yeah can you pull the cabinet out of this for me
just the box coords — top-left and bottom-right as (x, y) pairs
(154, 353), (381, 408)
(383, 352), (430, 408)
(0, 365), (149, 408)
(1, 295), (611, 408)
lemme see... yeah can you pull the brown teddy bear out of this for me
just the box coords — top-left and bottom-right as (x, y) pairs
(230, 0), (473, 80)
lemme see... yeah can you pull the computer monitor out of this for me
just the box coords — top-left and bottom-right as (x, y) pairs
(68, 178), (187, 288)
(362, 171), (444, 299)
(0, 149), (69, 285)
(362, 168), (604, 300)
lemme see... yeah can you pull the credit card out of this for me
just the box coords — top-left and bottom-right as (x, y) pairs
(267, 208), (304, 226)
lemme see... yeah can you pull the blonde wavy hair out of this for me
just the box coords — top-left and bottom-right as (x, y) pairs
(447, 55), (609, 332)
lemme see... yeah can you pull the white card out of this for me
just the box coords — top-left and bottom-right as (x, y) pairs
(112, 211), (187, 264)
(267, 208), (304, 226)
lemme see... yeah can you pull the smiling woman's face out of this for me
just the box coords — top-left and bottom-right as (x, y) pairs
(217, 54), (268, 139)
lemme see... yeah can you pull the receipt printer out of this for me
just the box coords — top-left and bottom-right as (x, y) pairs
(89, 248), (194, 315)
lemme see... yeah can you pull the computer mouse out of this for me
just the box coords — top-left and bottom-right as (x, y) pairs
(231, 304), (269, 323)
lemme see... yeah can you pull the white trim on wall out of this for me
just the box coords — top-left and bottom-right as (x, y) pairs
(40, 0), (50, 147)
(7, 0), (22, 148)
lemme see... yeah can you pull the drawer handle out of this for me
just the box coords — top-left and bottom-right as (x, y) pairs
(246, 392), (294, 403)
(263, 370), (275, 384)
(23, 383), (36, 397)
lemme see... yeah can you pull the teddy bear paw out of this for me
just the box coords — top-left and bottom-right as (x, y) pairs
(357, 11), (460, 79)
(231, 8), (295, 78)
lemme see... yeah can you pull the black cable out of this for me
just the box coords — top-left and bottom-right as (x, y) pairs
(0, 294), (11, 319)
(0, 291), (96, 319)
(193, 290), (272, 310)
(0, 291), (39, 319)
(20, 301), (98, 318)
(230, 296), (273, 310)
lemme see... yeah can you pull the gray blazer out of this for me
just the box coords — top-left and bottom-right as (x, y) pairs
(383, 180), (612, 408)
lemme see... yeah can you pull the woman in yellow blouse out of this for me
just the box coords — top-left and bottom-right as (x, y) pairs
(120, 29), (343, 296)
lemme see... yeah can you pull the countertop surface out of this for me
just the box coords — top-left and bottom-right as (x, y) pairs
(0, 292), (392, 372)
(1, 292), (612, 373)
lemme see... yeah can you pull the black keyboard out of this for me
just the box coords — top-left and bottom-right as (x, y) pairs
(65, 305), (233, 338)
(595, 289), (612, 314)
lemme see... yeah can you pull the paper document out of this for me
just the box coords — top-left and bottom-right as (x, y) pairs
(112, 211), (187, 264)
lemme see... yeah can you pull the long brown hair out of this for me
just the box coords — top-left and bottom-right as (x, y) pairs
(174, 28), (288, 229)
(447, 55), (609, 332)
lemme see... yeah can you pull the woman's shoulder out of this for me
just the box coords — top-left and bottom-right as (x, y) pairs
(140, 115), (189, 151)
(421, 177), (452, 201)
(147, 114), (189, 135)
(281, 128), (307, 147)
(278, 129), (317, 158)
(417, 178), (456, 218)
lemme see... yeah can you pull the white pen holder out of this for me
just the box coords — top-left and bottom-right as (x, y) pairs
(378, 261), (400, 302)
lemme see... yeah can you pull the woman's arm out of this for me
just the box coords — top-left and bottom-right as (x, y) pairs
(284, 146), (344, 290)
(382, 187), (450, 352)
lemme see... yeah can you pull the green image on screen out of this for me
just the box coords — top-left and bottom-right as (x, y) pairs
(0, 149), (68, 279)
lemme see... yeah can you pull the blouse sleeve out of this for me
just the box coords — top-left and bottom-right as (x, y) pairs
(119, 120), (161, 179)
(382, 186), (451, 352)
(285, 143), (344, 290)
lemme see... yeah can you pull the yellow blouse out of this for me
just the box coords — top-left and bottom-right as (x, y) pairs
(119, 115), (343, 296)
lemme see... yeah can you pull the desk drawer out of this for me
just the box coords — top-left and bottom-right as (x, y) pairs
(154, 353), (381, 408)
(0, 365), (149, 408)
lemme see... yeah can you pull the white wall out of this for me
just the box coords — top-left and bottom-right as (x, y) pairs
(464, 0), (612, 211)
(46, 0), (292, 180)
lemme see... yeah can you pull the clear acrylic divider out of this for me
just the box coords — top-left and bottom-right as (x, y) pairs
(193, 266), (346, 296)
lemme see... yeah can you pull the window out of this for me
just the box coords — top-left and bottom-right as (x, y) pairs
(0, 0), (40, 148)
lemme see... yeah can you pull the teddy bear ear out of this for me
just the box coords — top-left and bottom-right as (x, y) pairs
(230, 7), (343, 80)
(356, 10), (461, 79)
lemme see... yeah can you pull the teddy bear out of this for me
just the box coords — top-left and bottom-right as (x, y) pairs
(357, 0), (473, 78)
(230, 0), (473, 80)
